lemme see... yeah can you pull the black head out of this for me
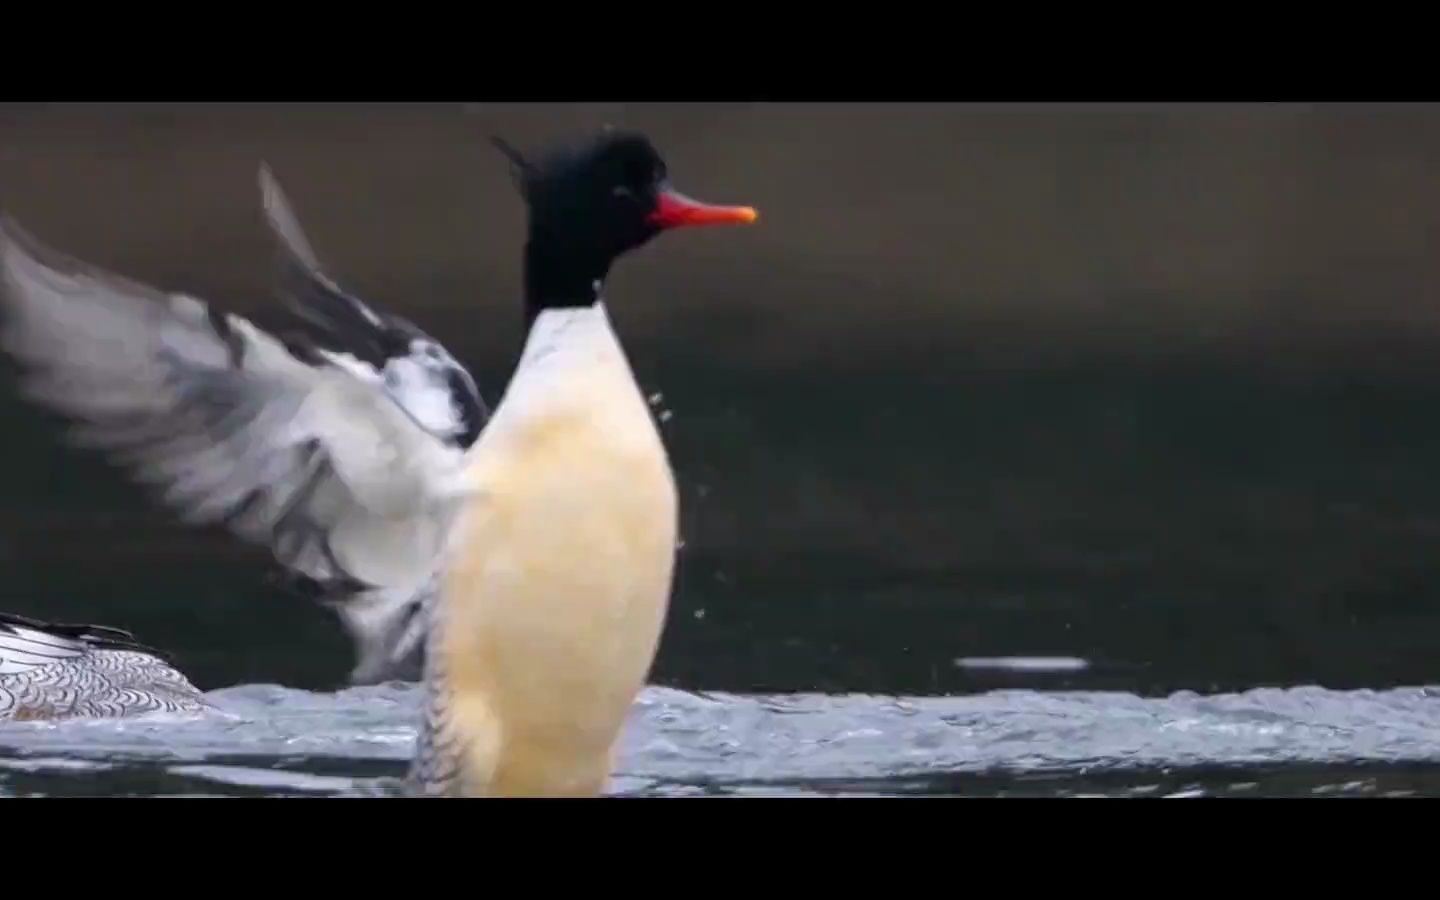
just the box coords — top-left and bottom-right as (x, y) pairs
(492, 129), (757, 316)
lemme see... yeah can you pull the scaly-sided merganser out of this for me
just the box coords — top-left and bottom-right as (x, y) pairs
(0, 612), (209, 721)
(0, 129), (757, 794)
(407, 131), (756, 795)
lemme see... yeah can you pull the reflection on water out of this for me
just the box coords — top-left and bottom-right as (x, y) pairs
(4, 683), (1440, 797)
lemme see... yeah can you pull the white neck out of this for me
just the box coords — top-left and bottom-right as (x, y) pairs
(519, 301), (613, 369)
(469, 300), (654, 458)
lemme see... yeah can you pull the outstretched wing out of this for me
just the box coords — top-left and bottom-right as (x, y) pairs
(0, 206), (476, 684)
(259, 165), (488, 451)
(255, 166), (491, 681)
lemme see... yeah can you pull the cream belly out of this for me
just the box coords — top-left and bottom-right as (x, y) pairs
(434, 310), (678, 796)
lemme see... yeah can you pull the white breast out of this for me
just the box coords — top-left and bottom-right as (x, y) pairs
(427, 301), (679, 796)
(490, 304), (658, 440)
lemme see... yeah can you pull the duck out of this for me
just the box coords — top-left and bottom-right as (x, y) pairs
(0, 128), (758, 795)
(0, 611), (211, 721)
(408, 132), (756, 795)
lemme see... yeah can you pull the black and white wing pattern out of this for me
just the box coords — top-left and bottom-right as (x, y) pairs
(254, 166), (493, 681)
(0, 611), (156, 674)
(0, 612), (210, 720)
(0, 174), (487, 685)
(259, 165), (488, 452)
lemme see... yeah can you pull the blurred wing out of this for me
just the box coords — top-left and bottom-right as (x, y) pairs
(260, 165), (488, 451)
(256, 166), (492, 680)
(0, 214), (473, 682)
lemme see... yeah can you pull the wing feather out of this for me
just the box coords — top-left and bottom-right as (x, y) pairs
(0, 211), (473, 682)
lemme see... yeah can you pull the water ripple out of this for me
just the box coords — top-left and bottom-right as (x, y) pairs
(2, 682), (1439, 796)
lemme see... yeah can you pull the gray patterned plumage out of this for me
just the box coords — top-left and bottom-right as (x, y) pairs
(406, 595), (461, 795)
(0, 613), (210, 721)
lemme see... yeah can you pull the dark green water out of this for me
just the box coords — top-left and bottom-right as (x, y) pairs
(7, 354), (1440, 699)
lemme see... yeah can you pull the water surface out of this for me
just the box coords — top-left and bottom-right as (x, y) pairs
(4, 682), (1440, 797)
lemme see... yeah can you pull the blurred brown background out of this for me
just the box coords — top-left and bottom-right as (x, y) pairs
(3, 102), (1440, 696)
